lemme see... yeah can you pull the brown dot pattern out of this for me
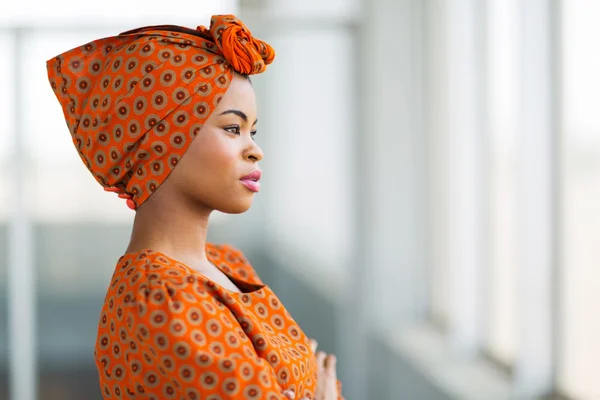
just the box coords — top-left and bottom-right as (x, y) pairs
(94, 243), (322, 399)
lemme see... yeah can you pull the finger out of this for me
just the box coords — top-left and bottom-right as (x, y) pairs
(315, 351), (326, 370)
(324, 354), (337, 375)
(283, 389), (296, 399)
(309, 339), (318, 353)
(325, 355), (338, 398)
(315, 351), (327, 397)
(331, 356), (338, 381)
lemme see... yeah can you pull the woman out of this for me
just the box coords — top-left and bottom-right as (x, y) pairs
(47, 15), (342, 400)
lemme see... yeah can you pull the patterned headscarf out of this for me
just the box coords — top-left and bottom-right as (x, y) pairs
(47, 15), (275, 210)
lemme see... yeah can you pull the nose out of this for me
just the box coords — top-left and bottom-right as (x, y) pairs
(244, 137), (264, 162)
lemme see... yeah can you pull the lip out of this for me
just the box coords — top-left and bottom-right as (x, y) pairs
(240, 169), (261, 192)
(240, 170), (262, 181)
(240, 179), (260, 192)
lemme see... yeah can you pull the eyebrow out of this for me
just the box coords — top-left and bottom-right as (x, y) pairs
(218, 109), (258, 125)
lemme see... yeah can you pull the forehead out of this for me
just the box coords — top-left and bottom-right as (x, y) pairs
(215, 74), (257, 115)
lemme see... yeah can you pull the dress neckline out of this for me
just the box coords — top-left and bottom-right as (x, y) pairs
(118, 244), (267, 295)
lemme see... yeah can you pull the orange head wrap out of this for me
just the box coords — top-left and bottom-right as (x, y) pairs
(47, 15), (274, 210)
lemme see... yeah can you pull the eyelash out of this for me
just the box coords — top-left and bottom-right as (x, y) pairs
(225, 125), (257, 138)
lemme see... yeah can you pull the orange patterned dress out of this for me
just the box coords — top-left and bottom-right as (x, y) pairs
(94, 243), (320, 399)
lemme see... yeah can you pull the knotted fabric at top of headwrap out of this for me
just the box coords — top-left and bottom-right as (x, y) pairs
(46, 15), (274, 211)
(198, 15), (275, 75)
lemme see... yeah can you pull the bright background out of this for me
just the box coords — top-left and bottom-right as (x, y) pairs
(1, 0), (598, 399)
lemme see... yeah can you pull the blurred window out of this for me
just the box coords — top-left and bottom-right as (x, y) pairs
(485, 0), (519, 366)
(0, 29), (13, 400)
(558, 1), (600, 398)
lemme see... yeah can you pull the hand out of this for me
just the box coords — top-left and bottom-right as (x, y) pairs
(304, 339), (340, 400)
(283, 339), (342, 400)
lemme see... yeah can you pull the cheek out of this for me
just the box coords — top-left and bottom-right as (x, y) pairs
(187, 131), (238, 176)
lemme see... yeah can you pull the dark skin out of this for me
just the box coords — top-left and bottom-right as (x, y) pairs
(124, 73), (340, 399)
(125, 73), (262, 293)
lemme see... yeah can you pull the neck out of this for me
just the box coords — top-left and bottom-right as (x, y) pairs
(125, 191), (213, 266)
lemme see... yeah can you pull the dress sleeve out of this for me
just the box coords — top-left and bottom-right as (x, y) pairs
(124, 269), (289, 399)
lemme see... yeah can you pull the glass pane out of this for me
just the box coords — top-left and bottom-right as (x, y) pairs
(265, 29), (355, 280)
(484, 0), (518, 365)
(559, 0), (600, 398)
(0, 31), (14, 400)
(0, 32), (15, 222)
(426, 2), (450, 328)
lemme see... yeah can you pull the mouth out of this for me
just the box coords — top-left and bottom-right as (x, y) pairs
(240, 170), (261, 192)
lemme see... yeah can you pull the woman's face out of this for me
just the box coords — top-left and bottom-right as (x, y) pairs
(156, 73), (264, 214)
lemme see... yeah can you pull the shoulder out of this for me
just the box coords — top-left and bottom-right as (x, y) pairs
(108, 244), (263, 302)
(112, 251), (229, 323)
(207, 243), (263, 285)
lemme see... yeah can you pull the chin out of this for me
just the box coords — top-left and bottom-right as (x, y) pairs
(218, 200), (253, 214)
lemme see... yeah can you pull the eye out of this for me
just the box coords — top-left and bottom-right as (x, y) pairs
(250, 130), (257, 138)
(224, 125), (240, 135)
